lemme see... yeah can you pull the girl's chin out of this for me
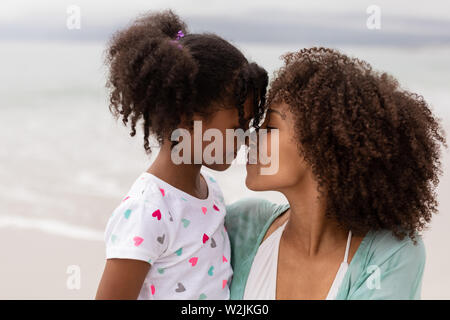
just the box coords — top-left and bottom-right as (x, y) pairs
(245, 163), (257, 177)
(245, 176), (257, 191)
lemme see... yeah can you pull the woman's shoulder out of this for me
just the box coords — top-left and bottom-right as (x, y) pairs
(341, 229), (426, 299)
(225, 198), (287, 231)
(364, 229), (426, 265)
(225, 197), (289, 250)
(226, 197), (272, 216)
(225, 197), (289, 299)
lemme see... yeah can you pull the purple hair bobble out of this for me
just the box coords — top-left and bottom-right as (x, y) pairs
(169, 30), (184, 49)
(176, 30), (185, 40)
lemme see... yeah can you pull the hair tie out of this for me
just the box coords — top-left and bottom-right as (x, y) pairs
(176, 30), (185, 41)
(169, 30), (184, 49)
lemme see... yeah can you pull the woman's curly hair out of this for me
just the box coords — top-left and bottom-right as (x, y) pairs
(105, 9), (268, 153)
(267, 47), (447, 241)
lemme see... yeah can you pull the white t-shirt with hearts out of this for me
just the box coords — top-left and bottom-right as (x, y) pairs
(104, 169), (233, 300)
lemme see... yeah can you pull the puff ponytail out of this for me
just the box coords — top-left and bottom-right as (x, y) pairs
(105, 9), (268, 154)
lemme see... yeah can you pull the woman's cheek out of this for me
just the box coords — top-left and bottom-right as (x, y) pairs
(267, 133), (302, 190)
(245, 132), (281, 190)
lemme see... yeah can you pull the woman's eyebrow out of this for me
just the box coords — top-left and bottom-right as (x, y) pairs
(267, 108), (286, 120)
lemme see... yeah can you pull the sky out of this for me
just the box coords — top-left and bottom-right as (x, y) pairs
(1, 0), (450, 46)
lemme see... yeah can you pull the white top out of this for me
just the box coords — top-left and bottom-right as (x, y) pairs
(104, 169), (232, 300)
(243, 220), (352, 300)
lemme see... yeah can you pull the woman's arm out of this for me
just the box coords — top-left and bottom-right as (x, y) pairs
(95, 259), (150, 300)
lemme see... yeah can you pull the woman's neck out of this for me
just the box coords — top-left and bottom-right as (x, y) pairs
(280, 169), (348, 257)
(146, 141), (207, 199)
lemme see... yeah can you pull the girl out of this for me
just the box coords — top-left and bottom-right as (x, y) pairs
(95, 10), (268, 300)
(226, 47), (447, 299)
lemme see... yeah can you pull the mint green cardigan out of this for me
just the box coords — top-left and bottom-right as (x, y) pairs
(225, 198), (426, 300)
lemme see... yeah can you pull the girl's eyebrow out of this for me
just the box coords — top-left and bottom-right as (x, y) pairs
(267, 108), (286, 120)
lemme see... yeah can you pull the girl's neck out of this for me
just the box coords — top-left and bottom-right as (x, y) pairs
(280, 170), (348, 257)
(146, 142), (208, 199)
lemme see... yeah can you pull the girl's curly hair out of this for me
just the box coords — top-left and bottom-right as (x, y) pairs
(105, 9), (268, 153)
(268, 47), (447, 241)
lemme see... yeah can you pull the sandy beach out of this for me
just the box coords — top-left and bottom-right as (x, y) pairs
(0, 228), (105, 299)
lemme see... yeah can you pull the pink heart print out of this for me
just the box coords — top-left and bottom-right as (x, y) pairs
(222, 255), (228, 263)
(213, 204), (220, 211)
(201, 207), (207, 214)
(222, 280), (227, 289)
(202, 233), (209, 243)
(133, 236), (144, 246)
(160, 188), (165, 197)
(189, 257), (198, 267)
(150, 284), (155, 295)
(152, 209), (161, 220)
(122, 196), (130, 202)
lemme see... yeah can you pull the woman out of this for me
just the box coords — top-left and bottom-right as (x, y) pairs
(225, 47), (447, 299)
